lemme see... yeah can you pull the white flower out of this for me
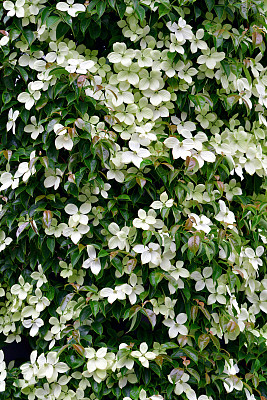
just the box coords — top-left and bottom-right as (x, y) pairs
(121, 142), (151, 168)
(17, 87), (41, 110)
(85, 347), (109, 374)
(11, 276), (32, 300)
(108, 223), (131, 251)
(117, 368), (137, 389)
(0, 230), (12, 252)
(6, 108), (19, 134)
(189, 213), (212, 234)
(54, 123), (73, 151)
(3, 0), (25, 18)
(82, 245), (101, 275)
(207, 284), (226, 305)
(133, 243), (161, 265)
(31, 264), (47, 288)
(125, 274), (144, 304)
(163, 313), (188, 338)
(191, 267), (213, 291)
(164, 137), (193, 160)
(169, 260), (190, 281)
(190, 29), (208, 53)
(23, 317), (44, 336)
(168, 371), (194, 398)
(116, 343), (135, 370)
(28, 289), (50, 312)
(224, 179), (242, 201)
(44, 168), (64, 190)
(215, 200), (236, 225)
(223, 360), (243, 393)
(133, 209), (158, 230)
(108, 42), (136, 66)
(0, 35), (9, 46)
(56, 0), (85, 17)
(167, 18), (193, 41)
(247, 290), (267, 314)
(131, 342), (156, 368)
(99, 286), (128, 303)
(197, 48), (225, 69)
(14, 151), (37, 182)
(151, 192), (174, 210)
(0, 172), (19, 191)
(171, 113), (196, 138)
(24, 116), (44, 139)
(65, 58), (95, 74)
(37, 352), (69, 382)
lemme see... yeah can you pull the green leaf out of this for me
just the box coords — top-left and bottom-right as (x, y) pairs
(187, 368), (200, 383)
(158, 4), (171, 18)
(221, 60), (230, 77)
(90, 301), (99, 317)
(183, 347), (199, 364)
(214, 5), (224, 20)
(91, 321), (103, 335)
(210, 333), (220, 350)
(190, 306), (198, 323)
(65, 355), (84, 369)
(135, 5), (145, 21)
(80, 306), (92, 322)
(56, 22), (70, 40)
(205, 0), (215, 11)
(96, 1), (106, 17)
(46, 15), (61, 28)
(16, 66), (28, 82)
(117, 3), (126, 18)
(240, 1), (248, 19)
(149, 271), (164, 287)
(23, 29), (34, 45)
(108, 0), (116, 8)
(111, 256), (123, 274)
(40, 7), (51, 25)
(47, 237), (55, 254)
(71, 250), (83, 267)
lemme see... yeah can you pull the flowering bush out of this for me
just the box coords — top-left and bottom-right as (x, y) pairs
(0, 0), (267, 399)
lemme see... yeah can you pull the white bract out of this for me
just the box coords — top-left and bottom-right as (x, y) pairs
(163, 313), (188, 338)
(131, 342), (156, 368)
(6, 108), (19, 135)
(56, 0), (85, 17)
(82, 245), (101, 275)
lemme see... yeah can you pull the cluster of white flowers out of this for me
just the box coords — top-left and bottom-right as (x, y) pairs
(0, 267), (51, 342)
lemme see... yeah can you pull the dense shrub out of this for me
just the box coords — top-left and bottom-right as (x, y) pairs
(0, 0), (267, 399)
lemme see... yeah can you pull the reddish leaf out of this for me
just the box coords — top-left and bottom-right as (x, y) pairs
(3, 150), (12, 161)
(142, 308), (156, 328)
(136, 176), (146, 188)
(127, 258), (137, 273)
(43, 210), (53, 229)
(73, 344), (85, 356)
(16, 222), (30, 238)
(190, 305), (198, 322)
(198, 333), (210, 351)
(252, 31), (263, 46)
(169, 368), (184, 382)
(30, 219), (39, 235)
(188, 235), (201, 254)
